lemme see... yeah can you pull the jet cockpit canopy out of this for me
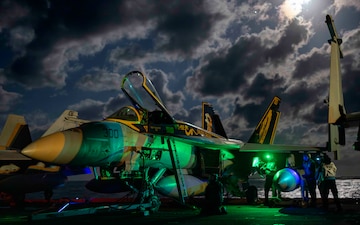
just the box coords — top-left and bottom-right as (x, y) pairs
(107, 106), (140, 121)
(121, 71), (174, 123)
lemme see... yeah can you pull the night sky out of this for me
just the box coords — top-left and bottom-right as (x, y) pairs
(0, 0), (359, 177)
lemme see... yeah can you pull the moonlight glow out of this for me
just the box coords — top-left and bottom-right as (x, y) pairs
(280, 0), (310, 20)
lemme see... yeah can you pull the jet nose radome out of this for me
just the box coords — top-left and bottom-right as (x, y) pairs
(22, 129), (83, 164)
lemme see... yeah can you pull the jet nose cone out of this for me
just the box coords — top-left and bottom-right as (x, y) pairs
(22, 129), (83, 164)
(22, 132), (65, 163)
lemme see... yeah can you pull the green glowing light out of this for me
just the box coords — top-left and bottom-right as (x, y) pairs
(264, 153), (273, 161)
(252, 157), (260, 167)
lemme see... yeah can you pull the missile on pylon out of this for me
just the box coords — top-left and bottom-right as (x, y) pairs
(325, 14), (343, 58)
(325, 14), (346, 159)
(273, 168), (301, 192)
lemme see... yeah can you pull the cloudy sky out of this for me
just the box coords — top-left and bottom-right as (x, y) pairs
(0, 0), (359, 177)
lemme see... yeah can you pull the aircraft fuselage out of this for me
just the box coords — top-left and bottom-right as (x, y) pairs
(22, 119), (199, 170)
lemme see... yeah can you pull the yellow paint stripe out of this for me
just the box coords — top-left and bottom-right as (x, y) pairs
(135, 132), (147, 151)
(54, 129), (83, 164)
(105, 118), (141, 132)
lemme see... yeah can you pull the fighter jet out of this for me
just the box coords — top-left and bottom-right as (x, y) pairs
(21, 71), (324, 207)
(0, 110), (90, 206)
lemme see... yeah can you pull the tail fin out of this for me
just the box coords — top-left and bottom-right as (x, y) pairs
(0, 114), (32, 150)
(202, 102), (228, 138)
(42, 110), (89, 137)
(248, 96), (281, 144)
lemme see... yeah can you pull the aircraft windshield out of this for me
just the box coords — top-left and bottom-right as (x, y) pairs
(107, 106), (140, 121)
(121, 71), (165, 113)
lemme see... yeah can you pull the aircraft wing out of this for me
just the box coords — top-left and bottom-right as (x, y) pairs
(345, 112), (360, 126)
(240, 142), (324, 153)
(167, 134), (324, 153)
(162, 134), (242, 150)
(0, 150), (32, 161)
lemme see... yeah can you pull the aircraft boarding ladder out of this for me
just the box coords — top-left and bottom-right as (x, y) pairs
(167, 139), (188, 205)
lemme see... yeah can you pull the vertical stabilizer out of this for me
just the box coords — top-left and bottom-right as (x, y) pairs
(248, 96), (281, 144)
(42, 110), (89, 137)
(202, 102), (228, 138)
(0, 114), (32, 150)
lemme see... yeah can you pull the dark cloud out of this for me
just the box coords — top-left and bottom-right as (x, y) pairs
(68, 99), (105, 120)
(293, 50), (329, 79)
(0, 1), (103, 86)
(281, 81), (322, 116)
(234, 98), (270, 131)
(244, 73), (285, 99)
(224, 100), (271, 141)
(344, 29), (360, 50)
(187, 17), (310, 97)
(3, 0), (148, 88)
(303, 102), (328, 125)
(341, 28), (360, 114)
(265, 19), (310, 65)
(0, 0), (42, 30)
(188, 36), (265, 96)
(0, 85), (22, 112)
(2, 0), (63, 86)
(343, 61), (360, 114)
(280, 48), (331, 125)
(173, 105), (202, 126)
(223, 73), (285, 135)
(104, 94), (129, 117)
(154, 0), (225, 55)
(2, 0), (226, 89)
(48, 1), (127, 36)
(76, 71), (122, 92)
(110, 44), (147, 63)
(148, 69), (186, 115)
